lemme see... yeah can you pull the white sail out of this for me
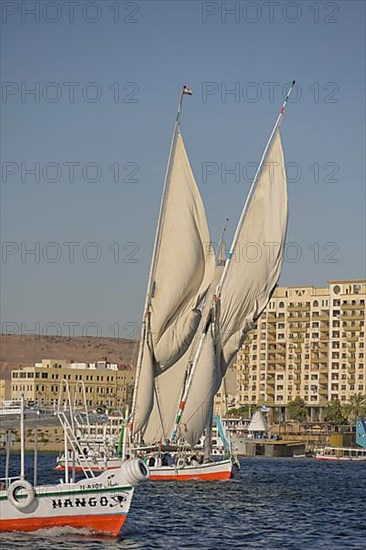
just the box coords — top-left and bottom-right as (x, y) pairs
(142, 351), (189, 444)
(178, 329), (222, 447)
(133, 131), (215, 438)
(132, 87), (292, 450)
(131, 337), (155, 434)
(220, 130), (288, 369)
(150, 132), (215, 369)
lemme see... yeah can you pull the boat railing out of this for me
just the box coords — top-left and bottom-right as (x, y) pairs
(0, 475), (21, 490)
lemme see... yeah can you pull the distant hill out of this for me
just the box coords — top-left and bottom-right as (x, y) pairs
(0, 335), (138, 378)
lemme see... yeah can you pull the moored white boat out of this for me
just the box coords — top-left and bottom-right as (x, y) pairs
(55, 452), (236, 480)
(315, 446), (366, 462)
(148, 458), (233, 481)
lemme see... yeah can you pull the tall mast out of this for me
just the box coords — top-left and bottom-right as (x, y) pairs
(129, 86), (192, 433)
(171, 81), (295, 440)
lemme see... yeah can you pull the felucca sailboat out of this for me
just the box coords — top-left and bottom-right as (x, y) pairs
(128, 82), (295, 480)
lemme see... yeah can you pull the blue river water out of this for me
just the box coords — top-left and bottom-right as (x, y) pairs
(0, 453), (365, 549)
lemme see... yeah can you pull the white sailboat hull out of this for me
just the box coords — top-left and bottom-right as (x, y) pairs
(56, 456), (233, 481)
(149, 458), (233, 480)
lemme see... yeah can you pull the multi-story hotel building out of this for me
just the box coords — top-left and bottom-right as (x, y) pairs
(10, 359), (134, 409)
(235, 280), (365, 413)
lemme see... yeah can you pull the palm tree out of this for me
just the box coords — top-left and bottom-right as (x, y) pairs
(345, 393), (366, 422)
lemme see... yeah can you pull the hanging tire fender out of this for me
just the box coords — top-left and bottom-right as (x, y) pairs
(7, 480), (36, 510)
(176, 457), (186, 469)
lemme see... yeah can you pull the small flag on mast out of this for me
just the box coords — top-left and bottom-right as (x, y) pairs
(183, 85), (193, 95)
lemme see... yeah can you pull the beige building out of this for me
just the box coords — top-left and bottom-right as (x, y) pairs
(0, 379), (12, 406)
(214, 366), (238, 416)
(235, 280), (365, 412)
(10, 359), (134, 409)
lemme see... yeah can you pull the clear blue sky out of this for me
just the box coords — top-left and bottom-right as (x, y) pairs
(1, 1), (365, 338)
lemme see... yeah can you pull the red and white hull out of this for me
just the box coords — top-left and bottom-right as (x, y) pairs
(55, 456), (122, 472)
(56, 456), (234, 481)
(149, 458), (233, 481)
(1, 460), (149, 535)
(316, 455), (366, 462)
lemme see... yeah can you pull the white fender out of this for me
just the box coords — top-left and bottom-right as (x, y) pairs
(121, 458), (150, 486)
(176, 457), (186, 469)
(7, 480), (36, 510)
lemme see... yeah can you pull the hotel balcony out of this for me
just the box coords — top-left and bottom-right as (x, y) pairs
(288, 305), (311, 312)
(341, 313), (365, 320)
(341, 303), (365, 311)
(347, 336), (359, 343)
(267, 315), (277, 323)
(316, 315), (329, 322)
(289, 314), (311, 322)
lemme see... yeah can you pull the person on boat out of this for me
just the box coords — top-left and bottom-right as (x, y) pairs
(148, 455), (155, 467)
(190, 454), (199, 466)
(155, 455), (162, 468)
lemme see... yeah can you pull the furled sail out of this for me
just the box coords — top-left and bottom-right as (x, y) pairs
(219, 130), (288, 369)
(150, 132), (215, 369)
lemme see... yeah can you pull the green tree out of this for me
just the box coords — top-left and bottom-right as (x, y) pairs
(287, 397), (307, 422)
(344, 393), (366, 422)
(324, 399), (348, 425)
(226, 405), (257, 417)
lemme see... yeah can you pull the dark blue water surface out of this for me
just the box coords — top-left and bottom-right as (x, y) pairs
(0, 453), (365, 549)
